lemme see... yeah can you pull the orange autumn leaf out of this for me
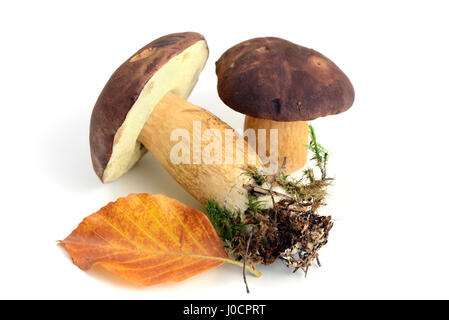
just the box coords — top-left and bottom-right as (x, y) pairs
(60, 193), (232, 286)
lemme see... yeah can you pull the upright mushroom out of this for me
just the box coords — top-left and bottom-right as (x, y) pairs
(216, 37), (355, 173)
(90, 32), (261, 212)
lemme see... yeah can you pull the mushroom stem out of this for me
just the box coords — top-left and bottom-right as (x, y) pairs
(244, 115), (308, 174)
(138, 92), (262, 212)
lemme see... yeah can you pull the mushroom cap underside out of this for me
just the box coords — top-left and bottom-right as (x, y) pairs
(90, 32), (209, 182)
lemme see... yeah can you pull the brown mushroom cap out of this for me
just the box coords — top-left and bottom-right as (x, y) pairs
(216, 37), (354, 121)
(90, 32), (208, 183)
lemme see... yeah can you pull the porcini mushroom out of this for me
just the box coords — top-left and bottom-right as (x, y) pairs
(90, 32), (261, 212)
(216, 37), (355, 173)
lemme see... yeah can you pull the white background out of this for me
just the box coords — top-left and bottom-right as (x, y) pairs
(1, 0), (448, 299)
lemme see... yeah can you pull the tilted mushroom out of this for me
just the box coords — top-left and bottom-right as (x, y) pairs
(216, 37), (355, 173)
(90, 32), (261, 212)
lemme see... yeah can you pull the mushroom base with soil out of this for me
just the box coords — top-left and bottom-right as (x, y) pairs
(244, 115), (308, 174)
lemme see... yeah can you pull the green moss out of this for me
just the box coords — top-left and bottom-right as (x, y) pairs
(243, 165), (266, 186)
(205, 200), (244, 247)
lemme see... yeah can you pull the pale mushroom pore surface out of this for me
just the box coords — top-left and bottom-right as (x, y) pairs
(102, 40), (208, 183)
